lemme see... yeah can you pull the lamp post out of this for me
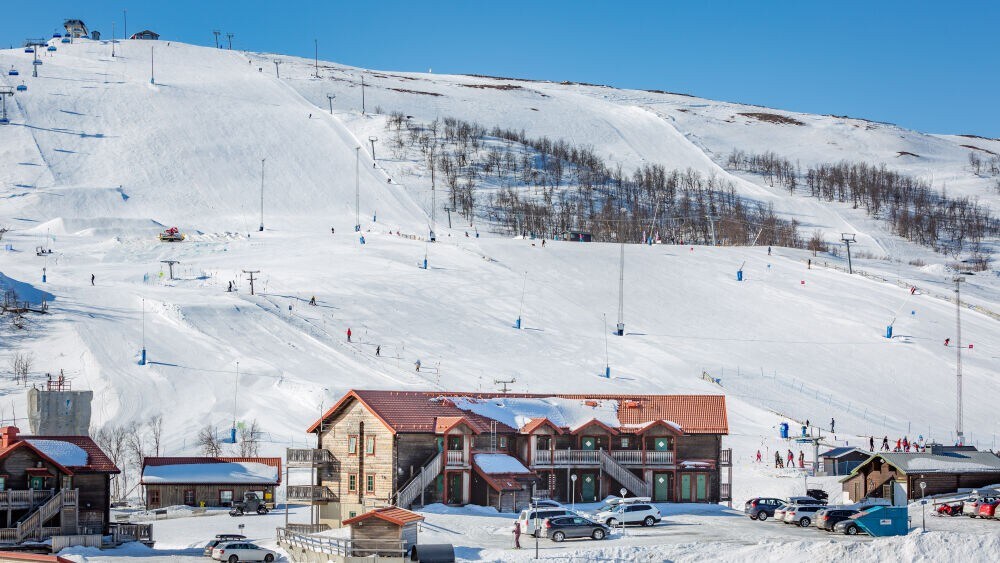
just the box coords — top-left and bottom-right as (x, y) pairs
(532, 497), (539, 559)
(369, 136), (378, 167)
(919, 481), (927, 531)
(570, 474), (577, 512)
(619, 488), (627, 537)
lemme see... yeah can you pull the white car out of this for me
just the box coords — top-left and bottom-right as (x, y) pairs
(211, 541), (277, 562)
(594, 502), (662, 527)
(517, 507), (577, 537)
(782, 504), (825, 527)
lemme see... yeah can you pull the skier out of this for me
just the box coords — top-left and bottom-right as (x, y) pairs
(375, 345), (381, 357)
(309, 296), (317, 306)
(944, 338), (950, 346)
(767, 246), (772, 256)
(331, 227), (335, 235)
(903, 437), (910, 452)
(808, 259), (811, 269)
(346, 328), (352, 342)
(513, 520), (521, 549)
(227, 281), (233, 292)
(541, 239), (546, 247)
(805, 419), (810, 429)
(895, 438), (902, 452)
(774, 451), (782, 468)
(787, 449), (794, 467)
(308, 113), (312, 119)
(869, 436), (875, 451)
(798, 450), (805, 469)
(91, 274), (95, 285)
(756, 450), (762, 463)
(830, 418), (835, 433)
(414, 359), (421, 372)
(881, 436), (890, 451)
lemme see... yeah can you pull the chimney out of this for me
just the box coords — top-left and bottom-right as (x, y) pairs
(0, 427), (19, 448)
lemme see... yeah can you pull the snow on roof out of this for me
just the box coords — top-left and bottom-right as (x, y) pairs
(142, 462), (279, 484)
(25, 439), (89, 466)
(446, 396), (619, 431)
(875, 452), (1000, 474)
(474, 453), (532, 474)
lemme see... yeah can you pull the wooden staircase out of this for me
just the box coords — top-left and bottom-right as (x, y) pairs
(395, 451), (443, 509)
(16, 489), (77, 541)
(599, 450), (651, 498)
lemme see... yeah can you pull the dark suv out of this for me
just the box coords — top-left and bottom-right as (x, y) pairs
(816, 508), (859, 531)
(745, 497), (784, 521)
(543, 516), (610, 542)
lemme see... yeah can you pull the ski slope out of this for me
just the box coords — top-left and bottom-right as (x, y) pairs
(0, 38), (998, 504)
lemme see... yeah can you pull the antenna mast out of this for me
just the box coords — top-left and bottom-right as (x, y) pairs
(954, 276), (965, 444)
(259, 158), (265, 231)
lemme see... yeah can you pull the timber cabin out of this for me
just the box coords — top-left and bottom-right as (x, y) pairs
(0, 426), (119, 542)
(289, 390), (730, 525)
(140, 457), (281, 509)
(841, 445), (1000, 505)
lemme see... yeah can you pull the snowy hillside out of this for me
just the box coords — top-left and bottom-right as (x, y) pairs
(0, 37), (998, 504)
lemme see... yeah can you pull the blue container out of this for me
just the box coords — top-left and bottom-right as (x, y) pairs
(854, 506), (908, 536)
(885, 325), (893, 339)
(779, 422), (789, 439)
(801, 425), (807, 437)
(737, 270), (743, 281)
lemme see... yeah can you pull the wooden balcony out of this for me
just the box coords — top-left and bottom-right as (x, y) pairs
(0, 489), (55, 509)
(287, 485), (337, 503)
(286, 448), (334, 467)
(445, 450), (467, 467)
(533, 449), (675, 467)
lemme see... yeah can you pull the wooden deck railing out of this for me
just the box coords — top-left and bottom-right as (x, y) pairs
(109, 523), (153, 543)
(396, 451), (442, 508)
(286, 448), (333, 466)
(534, 449), (675, 466)
(445, 450), (466, 466)
(277, 527), (405, 558)
(286, 485), (337, 502)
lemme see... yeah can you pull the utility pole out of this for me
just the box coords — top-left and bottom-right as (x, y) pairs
(444, 206), (453, 229)
(139, 298), (146, 366)
(361, 75), (366, 114)
(226, 33), (234, 50)
(313, 39), (319, 78)
(354, 147), (361, 231)
(954, 276), (965, 445)
(243, 270), (259, 296)
(111, 22), (116, 57)
(150, 46), (155, 85)
(160, 260), (179, 280)
(841, 233), (856, 274)
(430, 146), (437, 238)
(706, 214), (718, 246)
(326, 94), (335, 114)
(368, 136), (378, 167)
(273, 60), (281, 78)
(212, 30), (220, 48)
(616, 239), (625, 336)
(32, 47), (38, 78)
(259, 158), (265, 232)
(123, 9), (127, 42)
(494, 378), (515, 394)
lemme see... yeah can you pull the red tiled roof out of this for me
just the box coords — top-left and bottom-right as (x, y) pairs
(0, 434), (120, 474)
(309, 391), (728, 435)
(141, 457), (282, 484)
(434, 416), (482, 435)
(343, 507), (425, 526)
(519, 418), (564, 435)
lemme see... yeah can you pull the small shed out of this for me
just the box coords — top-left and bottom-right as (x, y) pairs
(140, 456), (281, 508)
(130, 30), (160, 40)
(819, 447), (869, 476)
(563, 230), (593, 242)
(344, 507), (424, 557)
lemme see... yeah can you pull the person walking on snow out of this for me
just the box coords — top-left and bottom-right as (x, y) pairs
(882, 436), (890, 451)
(775, 451), (782, 468)
(895, 438), (902, 452)
(756, 450), (762, 463)
(787, 449), (794, 467)
(513, 520), (521, 549)
(944, 338), (950, 346)
(375, 345), (381, 357)
(903, 437), (910, 452)
(869, 436), (875, 451)
(90, 274), (95, 286)
(798, 450), (805, 469)
(830, 418), (835, 433)
(768, 246), (772, 256)
(346, 328), (352, 342)
(414, 359), (421, 372)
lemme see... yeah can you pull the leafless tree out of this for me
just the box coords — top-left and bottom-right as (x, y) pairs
(147, 415), (163, 457)
(95, 425), (131, 500)
(238, 419), (261, 457)
(197, 425), (223, 456)
(9, 352), (32, 386)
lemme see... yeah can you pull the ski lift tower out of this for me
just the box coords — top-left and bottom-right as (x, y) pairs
(160, 260), (179, 280)
(791, 428), (833, 477)
(841, 233), (856, 274)
(0, 87), (13, 125)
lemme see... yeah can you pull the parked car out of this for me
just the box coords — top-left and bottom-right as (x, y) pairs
(542, 515), (610, 542)
(744, 497), (784, 521)
(783, 504), (825, 527)
(211, 541), (277, 562)
(203, 534), (247, 557)
(773, 496), (826, 524)
(806, 489), (829, 502)
(964, 497), (997, 518)
(832, 506), (880, 535)
(530, 499), (563, 509)
(594, 502), (661, 527)
(978, 499), (1000, 519)
(815, 508), (859, 531)
(518, 508), (575, 537)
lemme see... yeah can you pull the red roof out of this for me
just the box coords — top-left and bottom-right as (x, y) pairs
(343, 507), (425, 526)
(141, 457), (282, 484)
(0, 433), (120, 474)
(519, 418), (564, 435)
(434, 416), (482, 435)
(309, 391), (728, 435)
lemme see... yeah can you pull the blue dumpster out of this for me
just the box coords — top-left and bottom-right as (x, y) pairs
(779, 422), (789, 439)
(853, 506), (908, 536)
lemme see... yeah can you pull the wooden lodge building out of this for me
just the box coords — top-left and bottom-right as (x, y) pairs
(140, 457), (281, 509)
(0, 426), (119, 542)
(841, 445), (1000, 505)
(288, 390), (730, 525)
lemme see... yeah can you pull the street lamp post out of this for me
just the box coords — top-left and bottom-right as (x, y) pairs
(570, 474), (577, 513)
(369, 136), (378, 167)
(920, 481), (927, 531)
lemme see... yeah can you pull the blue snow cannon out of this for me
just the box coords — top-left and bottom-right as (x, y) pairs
(779, 422), (789, 439)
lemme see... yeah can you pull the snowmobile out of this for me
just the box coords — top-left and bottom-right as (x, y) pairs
(158, 227), (185, 242)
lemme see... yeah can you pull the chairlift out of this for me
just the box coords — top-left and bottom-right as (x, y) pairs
(16, 84), (27, 92)
(33, 60), (43, 66)
(47, 46), (57, 52)
(53, 32), (62, 38)
(8, 68), (18, 76)
(60, 37), (71, 44)
(24, 47), (34, 54)
(0, 118), (8, 125)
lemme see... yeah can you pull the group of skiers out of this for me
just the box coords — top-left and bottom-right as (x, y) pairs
(871, 435), (926, 453)
(760, 449), (806, 469)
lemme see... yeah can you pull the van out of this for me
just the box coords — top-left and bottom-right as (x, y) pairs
(517, 508), (573, 537)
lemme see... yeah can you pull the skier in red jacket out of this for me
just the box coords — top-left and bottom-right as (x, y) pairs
(347, 328), (352, 342)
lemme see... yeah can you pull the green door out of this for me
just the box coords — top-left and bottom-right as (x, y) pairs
(653, 438), (670, 451)
(435, 437), (444, 452)
(448, 435), (463, 450)
(696, 474), (707, 501)
(680, 474), (692, 501)
(29, 476), (44, 490)
(581, 437), (596, 450)
(448, 473), (463, 504)
(654, 473), (670, 501)
(581, 473), (596, 501)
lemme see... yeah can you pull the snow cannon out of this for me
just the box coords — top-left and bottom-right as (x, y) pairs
(737, 270), (743, 282)
(779, 422), (789, 439)
(158, 227), (185, 242)
(885, 325), (893, 339)
(515, 316), (521, 330)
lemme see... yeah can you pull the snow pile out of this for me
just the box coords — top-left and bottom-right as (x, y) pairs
(447, 396), (619, 431)
(25, 439), (88, 466)
(474, 453), (532, 474)
(141, 462), (279, 484)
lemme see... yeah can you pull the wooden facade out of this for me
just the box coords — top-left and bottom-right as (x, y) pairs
(143, 483), (275, 509)
(140, 457), (281, 509)
(305, 391), (730, 525)
(841, 448), (1000, 505)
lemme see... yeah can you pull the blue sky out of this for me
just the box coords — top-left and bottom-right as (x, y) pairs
(3, 1), (997, 136)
